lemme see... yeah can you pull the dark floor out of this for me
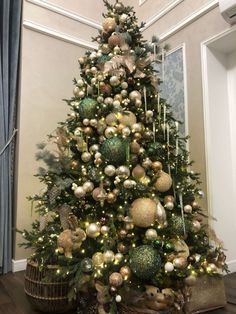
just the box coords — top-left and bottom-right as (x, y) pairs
(0, 271), (235, 314)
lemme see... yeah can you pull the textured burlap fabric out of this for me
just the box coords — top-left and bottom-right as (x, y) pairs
(184, 275), (227, 313)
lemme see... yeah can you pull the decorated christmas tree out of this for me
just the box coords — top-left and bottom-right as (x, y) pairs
(20, 1), (227, 313)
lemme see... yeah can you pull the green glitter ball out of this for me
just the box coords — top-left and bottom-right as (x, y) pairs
(129, 245), (161, 280)
(79, 97), (97, 119)
(100, 137), (128, 166)
(170, 215), (190, 236)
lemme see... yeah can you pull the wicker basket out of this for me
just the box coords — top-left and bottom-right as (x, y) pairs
(24, 260), (77, 313)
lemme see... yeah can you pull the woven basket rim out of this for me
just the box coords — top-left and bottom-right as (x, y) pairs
(27, 259), (59, 269)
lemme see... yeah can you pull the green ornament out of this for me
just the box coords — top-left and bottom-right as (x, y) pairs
(81, 258), (94, 273)
(129, 245), (161, 280)
(100, 137), (128, 166)
(170, 215), (190, 236)
(97, 55), (111, 65)
(79, 97), (97, 119)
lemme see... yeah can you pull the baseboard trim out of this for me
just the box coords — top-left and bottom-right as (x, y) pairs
(227, 259), (236, 273)
(12, 259), (27, 272)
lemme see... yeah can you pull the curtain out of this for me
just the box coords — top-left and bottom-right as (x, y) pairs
(0, 0), (22, 274)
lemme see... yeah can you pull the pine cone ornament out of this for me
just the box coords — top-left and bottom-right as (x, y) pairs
(48, 186), (61, 206)
(59, 204), (71, 230)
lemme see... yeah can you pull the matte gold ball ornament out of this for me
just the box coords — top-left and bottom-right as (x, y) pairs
(155, 171), (173, 192)
(86, 223), (100, 238)
(74, 186), (86, 198)
(104, 165), (116, 177)
(92, 252), (104, 266)
(132, 165), (145, 179)
(103, 250), (115, 263)
(130, 198), (157, 228)
(151, 161), (163, 172)
(145, 228), (158, 240)
(119, 111), (137, 127)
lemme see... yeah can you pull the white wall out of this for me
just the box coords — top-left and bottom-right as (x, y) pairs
(202, 29), (236, 272)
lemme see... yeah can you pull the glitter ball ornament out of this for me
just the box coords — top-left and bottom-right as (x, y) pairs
(108, 33), (122, 48)
(102, 17), (117, 32)
(81, 258), (94, 273)
(120, 266), (131, 280)
(79, 97), (97, 119)
(129, 245), (161, 280)
(109, 272), (123, 287)
(155, 171), (172, 192)
(130, 198), (157, 228)
(170, 215), (190, 236)
(100, 137), (128, 166)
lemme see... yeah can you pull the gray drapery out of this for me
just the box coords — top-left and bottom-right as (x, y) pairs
(0, 0), (22, 274)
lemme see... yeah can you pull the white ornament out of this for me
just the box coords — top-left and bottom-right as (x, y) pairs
(86, 223), (100, 238)
(115, 295), (122, 303)
(165, 262), (174, 272)
(74, 186), (85, 198)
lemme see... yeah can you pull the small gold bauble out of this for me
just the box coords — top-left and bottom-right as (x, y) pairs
(132, 165), (145, 179)
(114, 253), (123, 263)
(105, 113), (118, 126)
(155, 171), (172, 192)
(104, 165), (116, 177)
(173, 256), (188, 269)
(130, 141), (140, 154)
(86, 223), (100, 238)
(100, 225), (109, 235)
(83, 181), (94, 193)
(92, 187), (103, 201)
(118, 229), (127, 240)
(184, 204), (192, 213)
(110, 75), (120, 87)
(103, 250), (115, 263)
(117, 242), (129, 254)
(130, 198), (157, 228)
(74, 186), (86, 198)
(129, 90), (142, 101)
(119, 111), (137, 127)
(109, 272), (123, 287)
(145, 228), (158, 240)
(151, 161), (163, 172)
(83, 127), (93, 136)
(71, 160), (79, 170)
(192, 201), (200, 209)
(105, 126), (117, 138)
(101, 43), (110, 54)
(92, 252), (104, 266)
(107, 192), (117, 203)
(192, 220), (201, 233)
(164, 195), (175, 204)
(139, 176), (151, 186)
(102, 17), (116, 32)
(81, 152), (92, 162)
(120, 266), (131, 280)
(134, 132), (142, 140)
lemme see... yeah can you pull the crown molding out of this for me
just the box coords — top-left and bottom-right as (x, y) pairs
(26, 0), (102, 30)
(23, 20), (98, 50)
(143, 0), (184, 31)
(158, 0), (219, 42)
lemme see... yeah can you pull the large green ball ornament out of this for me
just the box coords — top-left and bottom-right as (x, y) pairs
(79, 97), (97, 119)
(100, 137), (128, 166)
(129, 245), (161, 280)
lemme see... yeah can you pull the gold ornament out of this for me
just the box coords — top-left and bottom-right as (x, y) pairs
(120, 266), (131, 280)
(92, 187), (103, 201)
(114, 253), (123, 263)
(86, 223), (100, 238)
(192, 220), (201, 233)
(151, 161), (163, 172)
(142, 157), (152, 169)
(130, 198), (157, 228)
(100, 225), (109, 235)
(81, 152), (92, 162)
(130, 141), (140, 154)
(71, 160), (80, 170)
(155, 171), (173, 192)
(104, 126), (117, 138)
(102, 17), (116, 32)
(109, 272), (123, 287)
(156, 202), (167, 226)
(119, 111), (137, 127)
(172, 239), (190, 258)
(145, 228), (158, 240)
(164, 195), (175, 204)
(92, 252), (104, 266)
(74, 186), (86, 198)
(104, 165), (116, 177)
(116, 165), (130, 178)
(106, 192), (117, 203)
(129, 90), (142, 101)
(117, 242), (129, 254)
(105, 113), (118, 126)
(108, 33), (122, 48)
(103, 250), (115, 263)
(139, 175), (151, 186)
(83, 181), (94, 193)
(110, 75), (120, 86)
(173, 256), (188, 269)
(132, 165), (145, 179)
(184, 204), (192, 213)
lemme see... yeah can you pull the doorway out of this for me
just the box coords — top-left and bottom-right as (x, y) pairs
(201, 27), (236, 272)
